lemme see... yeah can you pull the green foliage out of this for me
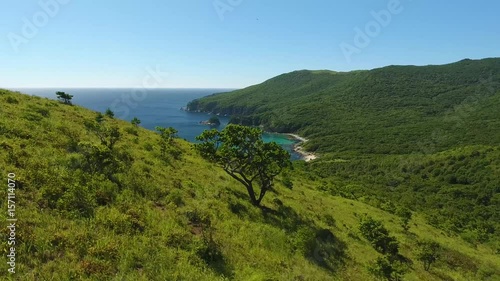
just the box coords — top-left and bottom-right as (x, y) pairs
(57, 183), (97, 218)
(131, 116), (141, 126)
(188, 58), (500, 155)
(5, 96), (19, 104)
(155, 126), (180, 160)
(311, 146), (500, 244)
(56, 91), (73, 105)
(368, 256), (406, 281)
(416, 240), (441, 271)
(124, 126), (138, 136)
(195, 124), (291, 206)
(396, 207), (412, 232)
(95, 112), (104, 123)
(281, 172), (294, 189)
(0, 89), (498, 280)
(359, 216), (399, 257)
(84, 119), (121, 150)
(105, 108), (115, 118)
(187, 58), (500, 245)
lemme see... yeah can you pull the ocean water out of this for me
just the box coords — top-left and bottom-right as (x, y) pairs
(11, 88), (302, 160)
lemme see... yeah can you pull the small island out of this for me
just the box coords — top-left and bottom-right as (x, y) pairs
(200, 116), (221, 127)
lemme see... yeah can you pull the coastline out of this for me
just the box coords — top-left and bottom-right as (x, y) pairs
(286, 133), (318, 162)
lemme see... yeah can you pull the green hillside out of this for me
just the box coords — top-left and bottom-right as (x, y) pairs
(1, 89), (499, 280)
(187, 58), (500, 155)
(185, 58), (500, 279)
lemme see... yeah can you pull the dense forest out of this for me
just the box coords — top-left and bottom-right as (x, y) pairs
(187, 58), (500, 155)
(1, 58), (500, 281)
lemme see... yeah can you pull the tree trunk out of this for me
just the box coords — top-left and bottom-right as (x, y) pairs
(255, 183), (269, 206)
(245, 183), (260, 206)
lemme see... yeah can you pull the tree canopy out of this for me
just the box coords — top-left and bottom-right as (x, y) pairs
(195, 124), (291, 206)
(56, 91), (73, 105)
(131, 117), (141, 126)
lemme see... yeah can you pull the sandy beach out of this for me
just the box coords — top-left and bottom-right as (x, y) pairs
(287, 134), (318, 162)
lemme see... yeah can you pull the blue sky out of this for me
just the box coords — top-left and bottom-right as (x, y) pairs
(1, 0), (499, 88)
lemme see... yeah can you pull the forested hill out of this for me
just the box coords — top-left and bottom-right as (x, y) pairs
(187, 58), (500, 155)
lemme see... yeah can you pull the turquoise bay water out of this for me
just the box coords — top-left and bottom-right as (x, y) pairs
(12, 88), (302, 160)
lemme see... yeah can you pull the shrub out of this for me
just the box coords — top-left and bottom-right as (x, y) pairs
(290, 226), (316, 256)
(311, 228), (347, 271)
(282, 174), (294, 189)
(359, 216), (399, 257)
(368, 256), (406, 281)
(105, 108), (114, 118)
(166, 190), (185, 207)
(31, 105), (50, 117)
(131, 117), (141, 126)
(57, 183), (96, 218)
(6, 96), (18, 104)
(416, 240), (441, 271)
(124, 126), (138, 136)
(396, 207), (412, 231)
(22, 111), (43, 122)
(143, 143), (154, 151)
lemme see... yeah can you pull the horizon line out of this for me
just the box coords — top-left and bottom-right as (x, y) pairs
(3, 87), (242, 90)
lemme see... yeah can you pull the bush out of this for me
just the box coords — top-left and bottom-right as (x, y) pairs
(37, 107), (50, 117)
(282, 174), (294, 189)
(368, 256), (406, 281)
(359, 216), (399, 257)
(290, 227), (316, 256)
(143, 143), (154, 151)
(6, 96), (18, 104)
(311, 229), (347, 271)
(105, 108), (114, 118)
(166, 190), (185, 207)
(124, 126), (138, 136)
(396, 207), (412, 231)
(92, 178), (119, 205)
(22, 111), (44, 122)
(57, 183), (96, 218)
(416, 240), (441, 271)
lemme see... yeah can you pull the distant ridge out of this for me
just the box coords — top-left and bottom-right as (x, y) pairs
(187, 58), (500, 155)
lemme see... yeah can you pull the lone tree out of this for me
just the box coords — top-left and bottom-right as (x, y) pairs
(416, 240), (440, 271)
(131, 117), (141, 127)
(195, 124), (291, 206)
(105, 108), (115, 118)
(155, 126), (178, 158)
(56, 91), (73, 105)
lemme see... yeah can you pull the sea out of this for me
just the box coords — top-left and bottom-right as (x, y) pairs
(10, 88), (302, 160)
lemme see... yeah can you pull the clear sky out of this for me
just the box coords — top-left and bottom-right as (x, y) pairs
(1, 0), (499, 88)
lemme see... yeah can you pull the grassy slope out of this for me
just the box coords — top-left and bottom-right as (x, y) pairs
(0, 90), (499, 280)
(187, 58), (500, 156)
